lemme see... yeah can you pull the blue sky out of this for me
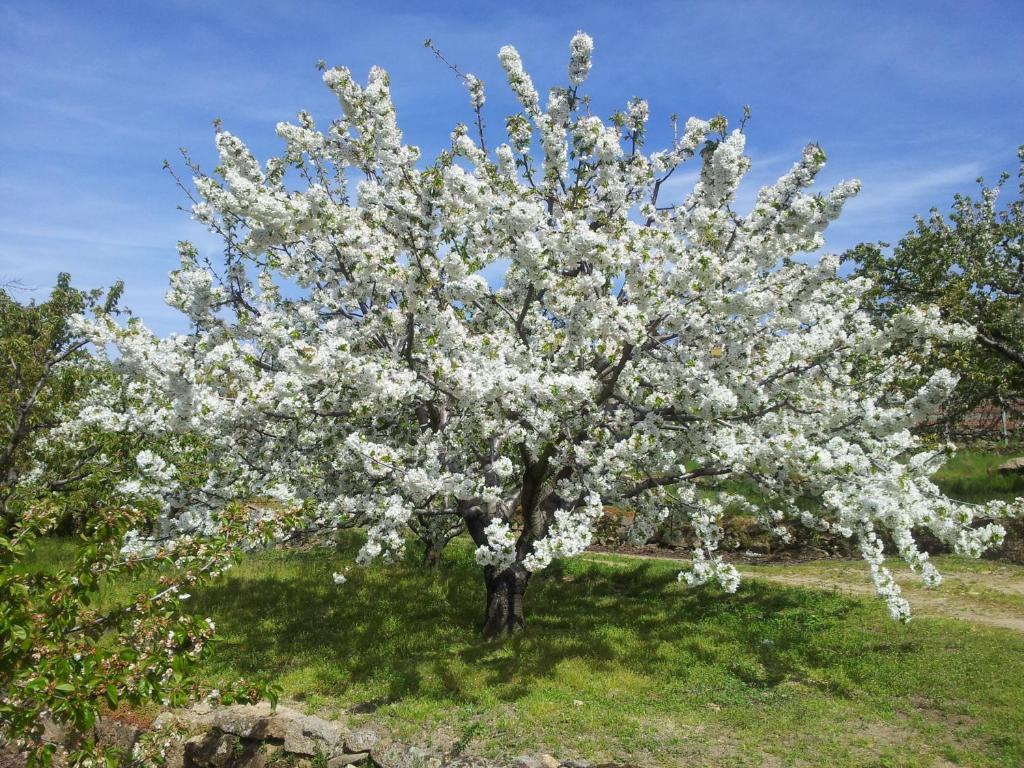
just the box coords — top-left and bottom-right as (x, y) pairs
(2, 0), (1022, 334)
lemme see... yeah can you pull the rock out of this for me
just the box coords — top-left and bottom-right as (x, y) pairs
(369, 741), (406, 768)
(94, 718), (141, 753)
(163, 740), (186, 768)
(211, 703), (290, 741)
(410, 746), (442, 768)
(282, 714), (345, 756)
(345, 726), (381, 753)
(40, 718), (73, 748)
(184, 732), (237, 768)
(997, 457), (1024, 474)
(190, 703), (349, 757)
(154, 704), (212, 732)
(328, 752), (370, 767)
(373, 742), (442, 768)
(184, 731), (270, 768)
(152, 712), (179, 731)
(39, 702), (600, 768)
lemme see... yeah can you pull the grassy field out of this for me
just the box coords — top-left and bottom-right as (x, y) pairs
(181, 543), (1024, 767)
(41, 535), (1018, 767)
(25, 448), (1024, 767)
(931, 447), (1024, 503)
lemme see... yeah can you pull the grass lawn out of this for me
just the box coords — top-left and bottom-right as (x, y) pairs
(26, 449), (1024, 767)
(78, 536), (1015, 768)
(931, 447), (1024, 503)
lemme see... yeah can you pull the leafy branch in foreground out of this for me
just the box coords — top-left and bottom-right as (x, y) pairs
(0, 277), (286, 767)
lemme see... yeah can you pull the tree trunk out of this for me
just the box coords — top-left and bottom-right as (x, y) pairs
(423, 541), (443, 569)
(482, 565), (529, 640)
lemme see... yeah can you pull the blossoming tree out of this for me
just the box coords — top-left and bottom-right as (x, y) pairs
(89, 33), (1017, 639)
(844, 148), (1024, 436)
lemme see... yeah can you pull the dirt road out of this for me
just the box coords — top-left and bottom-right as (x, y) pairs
(585, 550), (1024, 632)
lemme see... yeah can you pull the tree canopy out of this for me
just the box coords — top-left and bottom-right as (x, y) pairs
(82, 33), (1019, 639)
(844, 148), (1024, 437)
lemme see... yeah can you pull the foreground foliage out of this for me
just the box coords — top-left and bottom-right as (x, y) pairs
(0, 278), (277, 767)
(85, 32), (1020, 638)
(845, 148), (1024, 437)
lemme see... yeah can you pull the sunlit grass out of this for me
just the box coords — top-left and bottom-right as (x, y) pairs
(19, 446), (1024, 766)
(167, 538), (1024, 767)
(933, 447), (1024, 503)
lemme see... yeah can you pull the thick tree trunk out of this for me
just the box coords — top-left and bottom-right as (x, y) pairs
(423, 541), (443, 569)
(482, 565), (529, 640)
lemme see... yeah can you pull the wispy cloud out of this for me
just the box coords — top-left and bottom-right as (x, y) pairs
(849, 162), (984, 215)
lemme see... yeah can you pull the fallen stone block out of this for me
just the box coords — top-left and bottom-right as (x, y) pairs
(94, 718), (141, 754)
(328, 752), (370, 767)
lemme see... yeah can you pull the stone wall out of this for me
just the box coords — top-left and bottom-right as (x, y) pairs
(27, 703), (614, 768)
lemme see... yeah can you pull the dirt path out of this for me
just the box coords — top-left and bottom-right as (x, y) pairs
(740, 568), (1024, 632)
(584, 550), (1024, 633)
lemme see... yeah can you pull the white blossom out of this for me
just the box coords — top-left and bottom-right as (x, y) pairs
(568, 32), (593, 86)
(464, 74), (485, 110)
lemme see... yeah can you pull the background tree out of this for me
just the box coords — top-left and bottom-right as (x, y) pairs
(88, 34), (1018, 640)
(0, 276), (280, 767)
(844, 148), (1024, 438)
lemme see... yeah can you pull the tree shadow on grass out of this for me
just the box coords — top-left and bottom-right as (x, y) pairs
(192, 546), (903, 710)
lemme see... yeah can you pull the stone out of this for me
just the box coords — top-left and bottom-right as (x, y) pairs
(212, 703), (290, 741)
(94, 718), (141, 753)
(152, 712), (179, 731)
(184, 732), (237, 768)
(997, 457), (1024, 474)
(40, 702), (600, 768)
(40, 718), (72, 747)
(154, 704), (212, 733)
(184, 731), (270, 768)
(345, 726), (381, 753)
(282, 714), (344, 756)
(163, 740), (186, 768)
(328, 752), (370, 767)
(405, 746), (442, 768)
(372, 742), (443, 768)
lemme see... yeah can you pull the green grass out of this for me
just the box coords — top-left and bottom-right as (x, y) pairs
(21, 448), (1024, 766)
(932, 448), (1024, 503)
(736, 553), (1024, 621)
(24, 537), (1024, 766)
(139, 537), (1018, 767)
